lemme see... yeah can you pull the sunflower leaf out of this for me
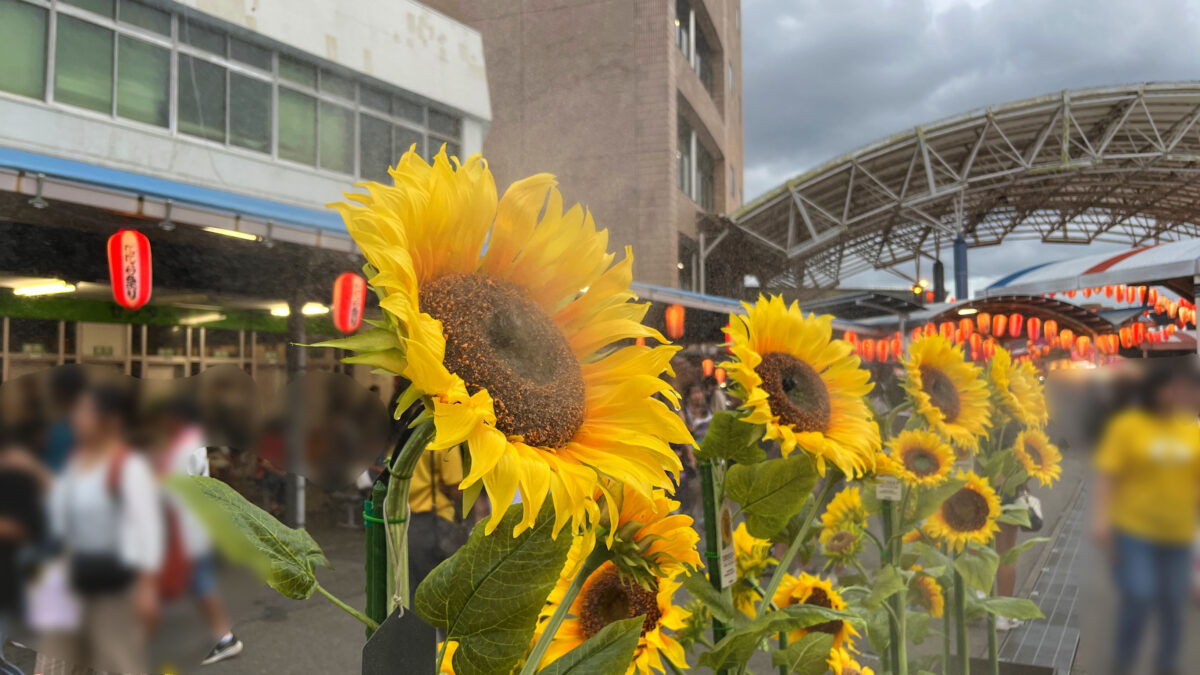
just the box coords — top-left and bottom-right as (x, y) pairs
(697, 410), (765, 464)
(916, 542), (953, 576)
(976, 596), (1045, 620)
(864, 564), (906, 610)
(905, 478), (966, 531)
(953, 543), (1000, 593)
(907, 610), (933, 644)
(681, 570), (738, 625)
(698, 605), (864, 671)
(168, 475), (329, 600)
(535, 615), (644, 675)
(998, 537), (1051, 566)
(415, 501), (572, 675)
(726, 455), (819, 540)
(997, 504), (1031, 527)
(770, 633), (834, 675)
(341, 348), (408, 374)
(306, 327), (399, 353)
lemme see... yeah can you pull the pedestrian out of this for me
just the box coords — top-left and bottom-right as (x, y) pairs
(1091, 364), (1200, 675)
(40, 382), (163, 675)
(0, 431), (51, 675)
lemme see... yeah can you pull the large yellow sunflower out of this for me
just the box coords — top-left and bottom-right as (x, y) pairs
(534, 561), (689, 675)
(822, 486), (868, 532)
(924, 471), (1001, 552)
(1013, 429), (1062, 487)
(772, 572), (859, 650)
(602, 482), (701, 582)
(732, 523), (775, 616)
(723, 295), (881, 477)
(908, 565), (945, 619)
(990, 347), (1049, 429)
(329, 149), (691, 535)
(903, 335), (991, 451)
(828, 646), (876, 675)
(887, 430), (954, 488)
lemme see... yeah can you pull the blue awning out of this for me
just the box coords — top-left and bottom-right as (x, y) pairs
(0, 146), (344, 233)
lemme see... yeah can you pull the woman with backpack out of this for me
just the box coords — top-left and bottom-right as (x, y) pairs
(39, 382), (163, 675)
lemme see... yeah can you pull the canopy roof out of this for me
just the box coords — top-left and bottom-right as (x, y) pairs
(732, 82), (1200, 288)
(984, 237), (1200, 297)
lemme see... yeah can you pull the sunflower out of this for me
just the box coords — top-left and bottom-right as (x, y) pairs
(723, 295), (881, 477)
(887, 430), (954, 488)
(901, 529), (925, 545)
(732, 523), (775, 616)
(828, 646), (876, 675)
(437, 641), (457, 675)
(819, 524), (865, 567)
(990, 347), (1049, 429)
(822, 486), (868, 532)
(772, 572), (859, 650)
(328, 148), (692, 535)
(603, 482), (701, 583)
(903, 335), (991, 451)
(1013, 429), (1062, 487)
(534, 561), (689, 675)
(908, 566), (945, 619)
(924, 471), (1001, 552)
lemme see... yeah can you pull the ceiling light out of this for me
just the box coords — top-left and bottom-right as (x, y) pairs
(270, 303), (329, 317)
(202, 226), (259, 241)
(270, 306), (289, 316)
(677, 262), (686, 270)
(13, 280), (76, 296)
(957, 307), (978, 316)
(178, 312), (226, 326)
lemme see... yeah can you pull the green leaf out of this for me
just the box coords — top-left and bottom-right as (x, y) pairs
(307, 327), (399, 353)
(906, 610), (932, 645)
(864, 565), (906, 610)
(169, 475), (329, 600)
(864, 606), (891, 655)
(998, 537), (1051, 566)
(977, 596), (1044, 620)
(905, 479), (966, 530)
(953, 543), (1000, 594)
(342, 348), (407, 374)
(681, 570), (738, 625)
(916, 542), (952, 576)
(726, 455), (820, 539)
(697, 410), (765, 464)
(770, 633), (835, 675)
(415, 502), (573, 675)
(699, 604), (864, 670)
(536, 615), (643, 675)
(997, 504), (1031, 528)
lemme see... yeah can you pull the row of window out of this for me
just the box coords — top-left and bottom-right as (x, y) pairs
(0, 0), (463, 182)
(676, 116), (716, 212)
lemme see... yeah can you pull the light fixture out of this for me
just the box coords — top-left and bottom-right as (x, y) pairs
(919, 279), (929, 289)
(270, 303), (329, 317)
(201, 226), (259, 241)
(676, 262), (686, 270)
(178, 312), (226, 326)
(957, 307), (978, 316)
(13, 280), (76, 296)
(269, 306), (289, 317)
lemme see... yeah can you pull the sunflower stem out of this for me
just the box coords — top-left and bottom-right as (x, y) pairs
(893, 486), (909, 675)
(315, 583), (379, 632)
(777, 630), (788, 675)
(383, 418), (436, 613)
(988, 544), (1000, 675)
(881, 500), (902, 674)
(519, 545), (609, 675)
(758, 471), (841, 614)
(941, 559), (953, 674)
(699, 459), (730, 666)
(954, 568), (969, 675)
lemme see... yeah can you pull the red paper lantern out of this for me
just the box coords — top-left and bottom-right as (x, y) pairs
(969, 333), (983, 353)
(1008, 313), (1024, 338)
(714, 367), (726, 384)
(1066, 289), (1077, 298)
(977, 312), (992, 335)
(859, 338), (876, 362)
(992, 313), (1008, 338)
(911, 327), (923, 343)
(1115, 285), (1126, 303)
(332, 272), (367, 334)
(877, 339), (891, 362)
(924, 323), (937, 338)
(983, 338), (996, 359)
(1082, 288), (1093, 298)
(1119, 326), (1133, 349)
(107, 229), (152, 310)
(891, 335), (902, 359)
(1148, 288), (1159, 307)
(665, 304), (686, 339)
(701, 358), (715, 377)
(1132, 322), (1146, 345)
(723, 328), (733, 353)
(1136, 286), (1146, 304)
(1044, 319), (1059, 340)
(940, 321), (956, 341)
(635, 337), (646, 347)
(1027, 317), (1042, 341)
(844, 330), (858, 344)
(1167, 324), (1177, 337)
(1105, 285), (1115, 298)
(925, 290), (935, 302)
(1168, 301), (1179, 319)
(1075, 335), (1090, 356)
(959, 317), (975, 337)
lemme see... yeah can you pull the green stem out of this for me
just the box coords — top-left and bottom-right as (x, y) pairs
(954, 570), (969, 675)
(942, 574), (953, 674)
(863, 526), (887, 557)
(988, 545), (1000, 675)
(892, 488), (909, 675)
(758, 473), (841, 610)
(699, 459), (729, 662)
(777, 630), (789, 675)
(665, 660), (687, 675)
(881, 500), (901, 674)
(519, 545), (609, 675)
(383, 418), (437, 612)
(436, 635), (450, 674)
(316, 583), (379, 632)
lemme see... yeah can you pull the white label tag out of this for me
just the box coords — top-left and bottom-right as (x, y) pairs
(876, 475), (902, 501)
(716, 499), (738, 589)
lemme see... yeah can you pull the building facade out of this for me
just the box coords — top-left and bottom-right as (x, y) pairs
(0, 0), (489, 390)
(423, 0), (744, 290)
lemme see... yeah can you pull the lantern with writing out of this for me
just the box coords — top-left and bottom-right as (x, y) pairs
(1082, 288), (1092, 298)
(983, 338), (996, 360)
(1008, 312), (1024, 338)
(1027, 317), (1042, 341)
(107, 229), (152, 310)
(701, 358), (715, 377)
(331, 272), (367, 334)
(664, 304), (685, 339)
(1105, 285), (1115, 298)
(1075, 335), (1091, 357)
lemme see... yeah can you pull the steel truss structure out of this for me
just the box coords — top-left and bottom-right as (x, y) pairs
(731, 82), (1200, 289)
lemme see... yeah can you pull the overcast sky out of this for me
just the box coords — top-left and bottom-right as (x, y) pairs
(741, 0), (1200, 291)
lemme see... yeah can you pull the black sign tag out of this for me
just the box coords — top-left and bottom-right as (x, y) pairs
(362, 606), (437, 674)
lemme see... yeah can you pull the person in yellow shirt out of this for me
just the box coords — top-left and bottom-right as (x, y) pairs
(407, 447), (464, 598)
(1092, 364), (1200, 675)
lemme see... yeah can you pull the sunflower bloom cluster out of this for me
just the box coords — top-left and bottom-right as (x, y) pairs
(723, 295), (881, 477)
(828, 646), (875, 675)
(330, 149), (692, 536)
(601, 482), (701, 584)
(1013, 428), (1063, 487)
(908, 565), (945, 619)
(772, 572), (859, 650)
(989, 347), (1049, 429)
(887, 430), (954, 488)
(924, 471), (1001, 552)
(731, 523), (775, 617)
(903, 335), (991, 452)
(820, 486), (869, 565)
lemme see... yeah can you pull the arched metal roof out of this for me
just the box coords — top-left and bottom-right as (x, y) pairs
(732, 82), (1200, 288)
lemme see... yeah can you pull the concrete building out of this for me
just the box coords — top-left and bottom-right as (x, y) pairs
(422, 0), (744, 290)
(0, 0), (489, 389)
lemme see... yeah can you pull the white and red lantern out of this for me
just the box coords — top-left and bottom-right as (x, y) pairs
(332, 272), (367, 334)
(107, 229), (152, 310)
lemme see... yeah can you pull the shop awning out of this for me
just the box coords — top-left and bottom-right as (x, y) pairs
(984, 238), (1200, 298)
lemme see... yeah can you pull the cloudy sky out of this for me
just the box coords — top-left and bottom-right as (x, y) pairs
(741, 0), (1200, 290)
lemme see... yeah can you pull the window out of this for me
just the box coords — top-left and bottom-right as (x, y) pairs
(178, 55), (226, 141)
(119, 0), (169, 35)
(319, 101), (354, 174)
(694, 30), (714, 95)
(62, 0), (114, 17)
(675, 0), (691, 60)
(230, 38), (272, 70)
(180, 19), (225, 55)
(443, 141), (461, 159)
(0, 0), (48, 99)
(54, 15), (114, 114)
(359, 114), (392, 181)
(117, 36), (169, 127)
(696, 142), (715, 211)
(395, 124), (423, 159)
(361, 86), (390, 114)
(280, 55), (317, 88)
(677, 115), (715, 211)
(676, 117), (692, 196)
(393, 95), (423, 123)
(429, 109), (461, 138)
(320, 70), (355, 100)
(229, 74), (271, 152)
(278, 88), (317, 164)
